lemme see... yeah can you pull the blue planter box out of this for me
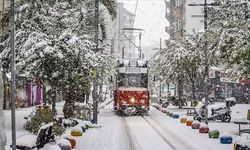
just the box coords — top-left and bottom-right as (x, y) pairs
(220, 136), (233, 144)
(172, 114), (179, 119)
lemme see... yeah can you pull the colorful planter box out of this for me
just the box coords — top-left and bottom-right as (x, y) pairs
(220, 136), (233, 144)
(58, 144), (71, 150)
(162, 109), (167, 113)
(191, 122), (201, 129)
(166, 111), (170, 115)
(57, 139), (72, 150)
(180, 117), (187, 123)
(66, 138), (76, 148)
(172, 114), (179, 119)
(186, 120), (193, 126)
(71, 130), (83, 136)
(199, 126), (209, 133)
(208, 130), (220, 138)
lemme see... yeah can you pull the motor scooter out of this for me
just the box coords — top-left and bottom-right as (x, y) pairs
(193, 103), (231, 122)
(158, 98), (169, 108)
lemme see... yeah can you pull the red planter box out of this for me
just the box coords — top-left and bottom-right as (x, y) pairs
(199, 126), (209, 133)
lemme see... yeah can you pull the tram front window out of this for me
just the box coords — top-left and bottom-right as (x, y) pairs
(118, 73), (148, 88)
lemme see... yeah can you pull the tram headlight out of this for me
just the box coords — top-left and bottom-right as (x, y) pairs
(130, 97), (135, 103)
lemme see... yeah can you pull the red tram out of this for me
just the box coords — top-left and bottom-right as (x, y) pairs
(113, 59), (150, 115)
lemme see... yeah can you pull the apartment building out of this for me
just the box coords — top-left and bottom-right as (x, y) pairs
(166, 0), (214, 41)
(0, 0), (11, 35)
(0, 0), (22, 35)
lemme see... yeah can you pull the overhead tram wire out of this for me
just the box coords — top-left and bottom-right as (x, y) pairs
(134, 0), (139, 25)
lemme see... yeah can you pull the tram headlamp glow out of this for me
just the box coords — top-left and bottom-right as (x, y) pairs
(130, 97), (135, 103)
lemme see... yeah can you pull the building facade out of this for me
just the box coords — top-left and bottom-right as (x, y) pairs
(166, 0), (214, 41)
(0, 0), (22, 36)
(0, 0), (10, 35)
(111, 2), (135, 59)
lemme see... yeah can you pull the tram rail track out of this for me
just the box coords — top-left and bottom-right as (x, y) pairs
(141, 115), (178, 150)
(123, 117), (140, 150)
(145, 111), (198, 150)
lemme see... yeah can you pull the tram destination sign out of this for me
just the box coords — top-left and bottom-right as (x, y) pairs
(126, 67), (140, 73)
(119, 67), (147, 74)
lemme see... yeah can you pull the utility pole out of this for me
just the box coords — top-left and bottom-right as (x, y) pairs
(203, 0), (209, 125)
(139, 33), (142, 58)
(188, 0), (218, 125)
(10, 0), (16, 149)
(93, 0), (99, 124)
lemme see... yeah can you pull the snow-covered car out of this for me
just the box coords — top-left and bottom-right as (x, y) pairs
(234, 133), (250, 150)
(234, 140), (250, 150)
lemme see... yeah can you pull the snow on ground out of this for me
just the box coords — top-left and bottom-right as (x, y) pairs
(155, 102), (250, 149)
(4, 99), (250, 150)
(68, 104), (129, 150)
(124, 116), (173, 150)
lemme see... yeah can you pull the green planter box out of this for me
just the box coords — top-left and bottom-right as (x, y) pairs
(209, 130), (220, 138)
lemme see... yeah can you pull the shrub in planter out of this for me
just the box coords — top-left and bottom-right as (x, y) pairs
(24, 107), (65, 136)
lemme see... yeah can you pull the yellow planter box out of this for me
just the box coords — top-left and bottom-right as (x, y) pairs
(71, 130), (83, 136)
(180, 117), (187, 123)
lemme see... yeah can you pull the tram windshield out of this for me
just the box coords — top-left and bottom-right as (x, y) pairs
(118, 73), (148, 88)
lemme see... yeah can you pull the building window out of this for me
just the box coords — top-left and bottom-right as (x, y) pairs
(176, 18), (182, 31)
(176, 0), (182, 7)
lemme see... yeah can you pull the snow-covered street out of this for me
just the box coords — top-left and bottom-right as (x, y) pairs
(4, 100), (250, 150)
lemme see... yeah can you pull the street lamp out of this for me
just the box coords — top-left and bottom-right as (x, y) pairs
(10, 0), (16, 149)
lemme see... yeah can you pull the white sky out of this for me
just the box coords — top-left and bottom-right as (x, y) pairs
(118, 0), (169, 59)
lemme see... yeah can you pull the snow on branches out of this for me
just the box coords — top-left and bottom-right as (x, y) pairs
(0, 0), (116, 90)
(207, 0), (250, 79)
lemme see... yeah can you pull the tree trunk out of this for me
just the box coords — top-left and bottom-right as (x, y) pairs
(63, 89), (75, 118)
(92, 79), (98, 123)
(51, 87), (57, 115)
(0, 63), (7, 149)
(2, 67), (8, 109)
(98, 84), (103, 102)
(177, 79), (183, 97)
(191, 79), (196, 100)
(42, 83), (46, 106)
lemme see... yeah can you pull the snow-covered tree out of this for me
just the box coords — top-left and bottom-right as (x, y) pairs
(206, 0), (250, 79)
(0, 0), (117, 118)
(150, 40), (203, 99)
(0, 63), (7, 149)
